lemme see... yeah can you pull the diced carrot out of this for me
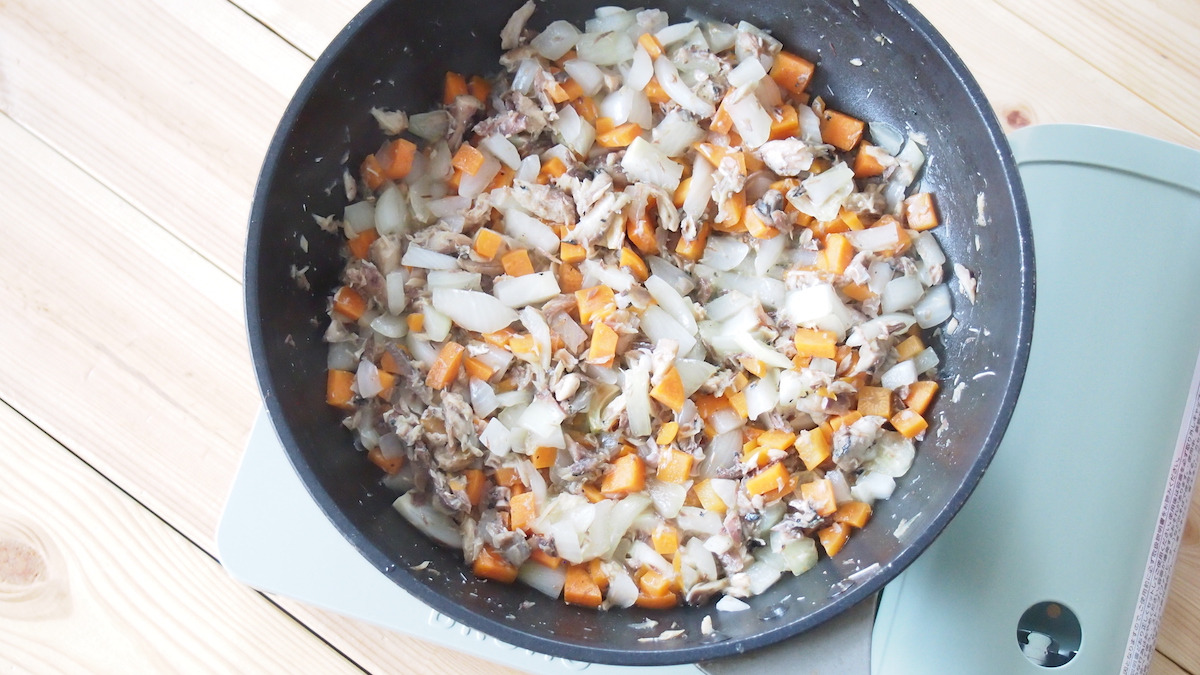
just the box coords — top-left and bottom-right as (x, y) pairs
(510, 490), (537, 531)
(649, 367), (686, 413)
(601, 453), (646, 497)
(483, 328), (515, 348)
(770, 51), (816, 95)
(468, 75), (491, 102)
(326, 370), (355, 410)
(380, 351), (403, 375)
(694, 394), (734, 420)
(530, 548), (562, 569)
(903, 381), (939, 416)
(638, 32), (664, 60)
(638, 568), (673, 597)
(770, 104), (800, 140)
(823, 232), (854, 274)
(619, 246), (650, 282)
(693, 142), (726, 168)
(710, 97), (734, 134)
(742, 444), (771, 469)
(530, 445), (557, 470)
(655, 421), (680, 446)
(463, 357), (494, 382)
(473, 228), (504, 260)
(557, 261), (584, 294)
(380, 138), (418, 180)
(801, 478), (838, 516)
(833, 501), (873, 529)
(561, 78), (585, 102)
(596, 122), (643, 148)
(672, 176), (692, 208)
(443, 72), (468, 105)
(587, 322), (619, 367)
(635, 591), (679, 609)
(830, 411), (863, 432)
(571, 96), (600, 123)
(376, 370), (397, 397)
(840, 209), (865, 231)
(588, 558), (609, 592)
(656, 448), (693, 484)
(891, 409), (929, 439)
(853, 145), (887, 178)
(693, 479), (727, 513)
(727, 391), (749, 419)
(895, 335), (926, 362)
(405, 314), (424, 334)
(448, 167), (463, 191)
(675, 222), (710, 261)
(793, 328), (838, 359)
(747, 462), (791, 496)
(627, 213), (659, 255)
(644, 77), (672, 104)
(581, 483), (604, 503)
(367, 446), (404, 475)
(652, 522), (679, 556)
(545, 80), (571, 104)
(361, 154), (386, 191)
(842, 282), (874, 302)
(575, 285), (616, 324)
(507, 334), (537, 358)
(489, 165), (515, 191)
(755, 430), (797, 451)
(473, 546), (519, 583)
(560, 242), (586, 264)
(425, 341), (466, 390)
(540, 156), (567, 180)
(500, 248), (535, 277)
(564, 564), (603, 607)
(347, 228), (379, 260)
(818, 522), (851, 557)
(857, 386), (894, 418)
(744, 204), (780, 239)
(463, 468), (488, 507)
(333, 286), (367, 321)
(494, 466), (522, 488)
(904, 193), (940, 231)
(452, 143), (485, 176)
(821, 109), (866, 152)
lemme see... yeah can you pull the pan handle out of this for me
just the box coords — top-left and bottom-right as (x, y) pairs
(697, 592), (877, 675)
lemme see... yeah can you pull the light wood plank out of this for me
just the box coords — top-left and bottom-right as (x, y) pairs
(1160, 495), (1200, 674)
(228, 0), (366, 59)
(0, 401), (360, 674)
(993, 0), (1200, 140)
(0, 0), (311, 280)
(1152, 649), (1191, 675)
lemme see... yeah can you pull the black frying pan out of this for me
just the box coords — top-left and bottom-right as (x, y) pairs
(245, 0), (1034, 665)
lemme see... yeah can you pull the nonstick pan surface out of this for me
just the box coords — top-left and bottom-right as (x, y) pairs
(245, 0), (1034, 665)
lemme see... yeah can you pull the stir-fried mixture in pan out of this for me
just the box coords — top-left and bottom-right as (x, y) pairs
(319, 3), (952, 610)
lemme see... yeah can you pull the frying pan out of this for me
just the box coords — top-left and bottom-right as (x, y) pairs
(245, 0), (1034, 666)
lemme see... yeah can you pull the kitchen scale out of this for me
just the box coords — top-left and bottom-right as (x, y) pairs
(217, 125), (1200, 674)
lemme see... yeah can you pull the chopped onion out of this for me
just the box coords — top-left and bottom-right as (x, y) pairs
(912, 346), (940, 374)
(426, 271), (481, 290)
(700, 235), (749, 272)
(553, 103), (596, 157)
(787, 162), (855, 221)
(563, 59), (605, 96)
(676, 358), (718, 397)
(600, 86), (636, 126)
(844, 222), (903, 253)
(715, 273), (785, 309)
(370, 313), (408, 339)
(864, 432), (915, 478)
(356, 359), (383, 398)
(725, 86), (773, 149)
(518, 398), (567, 439)
(881, 276), (925, 313)
(655, 21), (698, 46)
(653, 56), (715, 117)
(393, 492), (463, 548)
(627, 44), (655, 90)
(622, 136), (684, 192)
(742, 368), (779, 418)
(754, 233), (786, 276)
(481, 133), (521, 170)
(696, 18), (737, 51)
(717, 596), (751, 612)
(627, 89), (653, 129)
(624, 361), (652, 437)
(678, 507), (723, 537)
(385, 271), (408, 314)
(421, 305), (452, 341)
(913, 231), (946, 268)
(652, 109), (706, 158)
(606, 570), (639, 608)
(516, 154), (541, 183)
(734, 333), (793, 370)
(586, 8), (636, 33)
(699, 430), (741, 478)
(580, 258), (636, 292)
(547, 521), (583, 564)
(493, 272), (561, 307)
(641, 305), (697, 355)
(744, 560), (782, 595)
(408, 111), (451, 142)
(827, 469), (853, 503)
(431, 288), (519, 333)
(518, 560), (567, 598)
(870, 122), (905, 155)
(709, 478), (738, 511)
(914, 284), (952, 328)
(495, 389), (532, 409)
(704, 290), (752, 322)
(458, 153), (501, 199)
(327, 343), (357, 371)
(406, 335), (439, 367)
(728, 57), (767, 89)
(647, 256), (696, 295)
(471, 378), (500, 418)
(344, 201), (375, 234)
(575, 31), (635, 66)
(867, 260), (895, 296)
(512, 58), (540, 95)
(520, 306), (553, 371)
(401, 245), (458, 270)
(647, 480), (688, 519)
(532, 20), (582, 60)
(796, 104), (822, 144)
(775, 533), (818, 575)
(374, 184), (410, 236)
(880, 359), (918, 390)
(850, 471), (896, 504)
(645, 276), (698, 335)
(505, 209), (561, 254)
(785, 283), (853, 337)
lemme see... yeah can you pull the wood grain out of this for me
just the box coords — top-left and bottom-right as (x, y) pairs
(228, 0), (365, 58)
(0, 0), (310, 280)
(1154, 650), (1192, 675)
(0, 401), (360, 674)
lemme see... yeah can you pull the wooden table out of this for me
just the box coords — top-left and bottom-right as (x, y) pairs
(0, 1), (1197, 673)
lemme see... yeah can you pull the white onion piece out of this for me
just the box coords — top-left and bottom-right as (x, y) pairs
(914, 283), (952, 328)
(580, 258), (636, 292)
(421, 305), (452, 341)
(563, 59), (605, 96)
(575, 31), (635, 66)
(493, 272), (561, 307)
(734, 333), (794, 370)
(356, 359), (382, 398)
(627, 44), (655, 90)
(547, 521), (583, 564)
(327, 343), (357, 371)
(518, 560), (567, 598)
(586, 8), (636, 33)
(704, 291), (752, 322)
(481, 133), (521, 170)
(865, 432), (915, 478)
(709, 407), (745, 436)
(553, 104), (596, 157)
(532, 20), (582, 60)
(850, 471), (896, 504)
(605, 570), (639, 608)
(647, 256), (696, 295)
(867, 261), (894, 296)
(651, 109), (706, 158)
(777, 534), (819, 575)
(431, 288), (519, 333)
(426, 270), (481, 290)
(913, 232), (946, 267)
(374, 184), (410, 236)
(385, 271), (408, 315)
(726, 86), (772, 148)
(700, 235), (749, 272)
(512, 58), (541, 95)
(624, 362), (652, 437)
(743, 369), (779, 419)
(393, 492), (463, 548)
(699, 430), (742, 478)
(647, 480), (688, 519)
(678, 508), (724, 538)
(827, 469), (853, 503)
(796, 103), (822, 144)
(655, 21), (698, 46)
(401, 245), (458, 270)
(642, 307), (697, 357)
(645, 276), (698, 335)
(676, 358), (718, 397)
(682, 154), (716, 221)
(715, 273), (786, 309)
(370, 313), (408, 339)
(344, 201), (375, 234)
(458, 154), (501, 199)
(600, 86), (635, 126)
(787, 162), (855, 222)
(514, 156), (541, 184)
(470, 378), (500, 418)
(784, 283), (853, 337)
(622, 136), (684, 192)
(426, 196), (470, 220)
(744, 560), (783, 595)
(755, 233), (786, 276)
(653, 56), (715, 117)
(912, 346), (940, 374)
(518, 398), (566, 439)
(728, 57), (767, 88)
(505, 209), (561, 254)
(881, 359), (918, 390)
(406, 335), (439, 367)
(844, 223), (902, 253)
(709, 479), (738, 512)
(881, 276), (925, 313)
(870, 122), (905, 155)
(754, 76), (783, 110)
(408, 111), (452, 142)
(495, 389), (532, 409)
(717, 596), (751, 612)
(627, 89), (653, 130)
